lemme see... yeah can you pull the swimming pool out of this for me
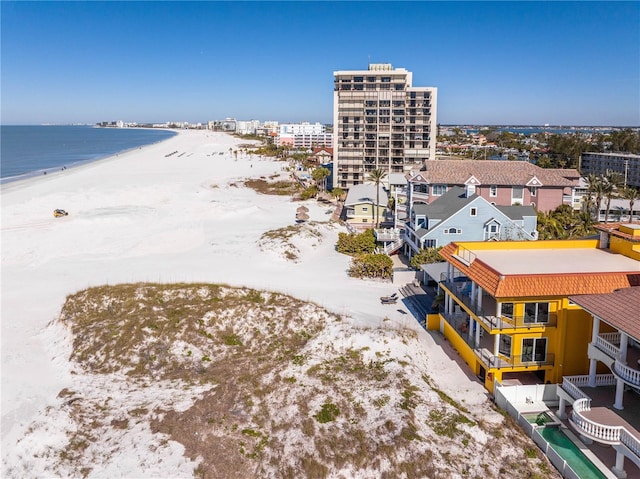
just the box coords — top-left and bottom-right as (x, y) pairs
(539, 427), (607, 479)
(523, 411), (557, 426)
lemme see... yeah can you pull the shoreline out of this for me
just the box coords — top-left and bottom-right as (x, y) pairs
(0, 127), (178, 187)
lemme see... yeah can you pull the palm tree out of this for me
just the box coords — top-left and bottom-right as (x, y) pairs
(602, 172), (622, 224)
(586, 174), (604, 221)
(367, 169), (387, 228)
(619, 186), (640, 223)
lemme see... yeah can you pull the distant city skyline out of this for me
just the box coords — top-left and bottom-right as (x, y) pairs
(1, 1), (638, 126)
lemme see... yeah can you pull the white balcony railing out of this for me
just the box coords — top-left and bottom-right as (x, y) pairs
(571, 398), (623, 445)
(561, 377), (591, 400)
(600, 332), (621, 345)
(614, 360), (640, 387)
(563, 376), (640, 460)
(594, 335), (620, 359)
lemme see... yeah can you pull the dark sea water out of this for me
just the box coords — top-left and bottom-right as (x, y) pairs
(0, 125), (176, 182)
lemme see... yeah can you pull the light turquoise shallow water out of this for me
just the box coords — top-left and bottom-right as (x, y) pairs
(540, 427), (607, 479)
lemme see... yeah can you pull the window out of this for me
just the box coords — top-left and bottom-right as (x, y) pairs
(424, 239), (437, 248)
(413, 184), (429, 195)
(524, 302), (550, 323)
(529, 186), (537, 196)
(490, 185), (498, 197)
(444, 228), (461, 234)
(489, 224), (498, 233)
(501, 302), (514, 319)
(522, 338), (547, 363)
(362, 206), (369, 212)
(512, 186), (524, 204)
(432, 184), (447, 196)
(470, 207), (477, 216)
(499, 335), (512, 357)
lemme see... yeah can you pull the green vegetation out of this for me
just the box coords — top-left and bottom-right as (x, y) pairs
(244, 178), (300, 196)
(348, 253), (393, 280)
(336, 229), (376, 256)
(409, 247), (444, 270)
(367, 169), (387, 228)
(313, 403), (340, 423)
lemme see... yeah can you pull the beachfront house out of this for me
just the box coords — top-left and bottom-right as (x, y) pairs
(406, 160), (578, 213)
(550, 222), (640, 477)
(427, 236), (640, 396)
(343, 183), (389, 229)
(401, 186), (537, 257)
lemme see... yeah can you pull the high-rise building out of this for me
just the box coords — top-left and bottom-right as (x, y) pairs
(332, 63), (437, 190)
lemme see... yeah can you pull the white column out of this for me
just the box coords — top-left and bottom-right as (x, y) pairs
(588, 359), (598, 387)
(477, 286), (483, 310)
(494, 334), (500, 356)
(614, 378), (625, 410)
(619, 332), (629, 364)
(612, 450), (627, 478)
(591, 316), (600, 344)
(468, 319), (474, 342)
(471, 282), (476, 301)
(558, 397), (567, 420)
(475, 321), (481, 348)
(447, 263), (452, 282)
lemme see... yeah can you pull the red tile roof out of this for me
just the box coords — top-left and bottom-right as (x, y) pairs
(594, 222), (640, 242)
(440, 243), (640, 299)
(570, 287), (640, 341)
(409, 160), (574, 187)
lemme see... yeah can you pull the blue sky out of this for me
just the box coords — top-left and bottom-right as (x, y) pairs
(2, 1), (639, 126)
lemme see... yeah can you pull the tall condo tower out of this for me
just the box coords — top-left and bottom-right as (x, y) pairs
(332, 64), (437, 190)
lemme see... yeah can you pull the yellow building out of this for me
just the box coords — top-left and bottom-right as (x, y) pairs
(430, 236), (640, 395)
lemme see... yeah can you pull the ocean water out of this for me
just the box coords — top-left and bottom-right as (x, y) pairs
(0, 125), (176, 182)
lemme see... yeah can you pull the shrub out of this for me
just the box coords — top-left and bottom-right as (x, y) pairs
(409, 247), (444, 270)
(348, 253), (393, 280)
(336, 229), (376, 256)
(314, 403), (340, 423)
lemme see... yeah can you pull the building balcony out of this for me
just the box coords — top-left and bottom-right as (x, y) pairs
(589, 333), (640, 389)
(440, 310), (555, 371)
(440, 278), (557, 332)
(559, 375), (640, 474)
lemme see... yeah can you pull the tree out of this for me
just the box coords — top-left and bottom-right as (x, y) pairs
(586, 174), (605, 221)
(367, 169), (387, 228)
(311, 167), (331, 193)
(619, 186), (639, 223)
(602, 172), (622, 224)
(331, 187), (345, 202)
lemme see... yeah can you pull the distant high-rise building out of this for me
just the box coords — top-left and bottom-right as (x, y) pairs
(332, 64), (437, 190)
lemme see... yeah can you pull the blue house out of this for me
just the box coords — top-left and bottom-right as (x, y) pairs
(403, 186), (538, 256)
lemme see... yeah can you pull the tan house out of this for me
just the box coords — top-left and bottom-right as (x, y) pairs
(343, 183), (389, 229)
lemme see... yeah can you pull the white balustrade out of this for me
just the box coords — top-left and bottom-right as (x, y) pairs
(562, 376), (591, 399)
(599, 332), (621, 345)
(621, 429), (640, 458)
(594, 335), (621, 359)
(614, 360), (640, 387)
(571, 398), (623, 443)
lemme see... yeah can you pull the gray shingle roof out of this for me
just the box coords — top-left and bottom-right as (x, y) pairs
(344, 183), (388, 207)
(496, 205), (537, 220)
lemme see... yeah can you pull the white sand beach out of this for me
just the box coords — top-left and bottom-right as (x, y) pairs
(2, 130), (532, 477)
